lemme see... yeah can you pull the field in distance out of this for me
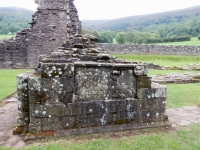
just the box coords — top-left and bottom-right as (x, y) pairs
(0, 34), (14, 40)
(157, 37), (200, 46)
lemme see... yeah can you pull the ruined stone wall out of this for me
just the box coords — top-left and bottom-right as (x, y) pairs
(97, 44), (200, 55)
(0, 0), (81, 68)
(15, 63), (168, 139)
(13, 34), (169, 139)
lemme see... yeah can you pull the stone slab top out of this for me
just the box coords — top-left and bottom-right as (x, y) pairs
(74, 61), (143, 67)
(40, 61), (146, 68)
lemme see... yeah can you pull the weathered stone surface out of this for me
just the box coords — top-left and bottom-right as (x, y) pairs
(134, 65), (148, 76)
(15, 51), (168, 139)
(137, 76), (152, 89)
(112, 69), (136, 99)
(14, 1), (168, 140)
(41, 63), (74, 78)
(75, 67), (112, 102)
(98, 43), (200, 56)
(137, 83), (167, 99)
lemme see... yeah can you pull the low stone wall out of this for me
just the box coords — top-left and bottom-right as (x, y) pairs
(97, 44), (200, 55)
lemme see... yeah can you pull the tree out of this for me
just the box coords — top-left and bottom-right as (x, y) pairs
(125, 30), (135, 43)
(82, 29), (99, 38)
(0, 27), (9, 35)
(98, 32), (113, 43)
(115, 32), (126, 44)
(9, 25), (20, 34)
(198, 35), (200, 40)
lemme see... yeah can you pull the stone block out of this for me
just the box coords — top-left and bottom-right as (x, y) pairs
(30, 104), (65, 118)
(41, 117), (63, 131)
(17, 112), (29, 125)
(137, 76), (152, 89)
(147, 97), (166, 110)
(149, 109), (165, 122)
(16, 74), (29, 91)
(61, 116), (75, 129)
(41, 63), (74, 78)
(134, 65), (148, 76)
(28, 76), (51, 92)
(29, 91), (50, 104)
(137, 83), (167, 99)
(51, 77), (74, 92)
(111, 69), (136, 99)
(58, 91), (73, 103)
(140, 110), (151, 123)
(17, 89), (28, 101)
(18, 100), (29, 113)
(75, 67), (112, 102)
(63, 103), (82, 116)
(29, 117), (42, 132)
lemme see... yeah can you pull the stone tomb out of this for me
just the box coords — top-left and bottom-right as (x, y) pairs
(14, 35), (169, 140)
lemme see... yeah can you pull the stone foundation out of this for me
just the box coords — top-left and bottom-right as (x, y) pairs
(14, 62), (169, 140)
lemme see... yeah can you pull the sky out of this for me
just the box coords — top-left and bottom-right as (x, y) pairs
(0, 0), (200, 20)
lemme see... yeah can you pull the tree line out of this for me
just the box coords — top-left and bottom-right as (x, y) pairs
(83, 29), (192, 44)
(0, 8), (33, 35)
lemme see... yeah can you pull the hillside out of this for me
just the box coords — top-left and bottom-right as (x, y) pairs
(82, 5), (200, 37)
(0, 7), (34, 34)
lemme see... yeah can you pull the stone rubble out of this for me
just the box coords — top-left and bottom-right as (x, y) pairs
(152, 73), (200, 84)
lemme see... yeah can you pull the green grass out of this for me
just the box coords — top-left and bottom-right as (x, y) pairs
(148, 70), (200, 108)
(113, 54), (200, 67)
(0, 34), (15, 40)
(166, 83), (200, 108)
(158, 37), (200, 46)
(0, 69), (30, 100)
(148, 70), (200, 76)
(13, 123), (199, 150)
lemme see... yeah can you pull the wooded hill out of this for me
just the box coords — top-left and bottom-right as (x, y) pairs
(82, 5), (200, 38)
(0, 7), (34, 34)
(1, 5), (200, 40)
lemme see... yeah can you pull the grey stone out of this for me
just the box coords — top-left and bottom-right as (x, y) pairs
(13, 0), (168, 140)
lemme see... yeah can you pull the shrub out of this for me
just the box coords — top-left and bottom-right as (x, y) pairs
(198, 35), (200, 40)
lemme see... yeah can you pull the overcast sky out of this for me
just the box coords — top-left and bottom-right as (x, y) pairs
(0, 0), (200, 20)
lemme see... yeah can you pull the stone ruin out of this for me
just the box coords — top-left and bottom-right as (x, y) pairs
(12, 0), (169, 140)
(13, 34), (169, 140)
(0, 0), (81, 68)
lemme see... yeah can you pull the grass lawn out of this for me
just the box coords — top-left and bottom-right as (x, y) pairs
(0, 34), (15, 40)
(148, 70), (200, 76)
(167, 83), (200, 108)
(0, 69), (31, 100)
(112, 54), (200, 67)
(158, 37), (200, 46)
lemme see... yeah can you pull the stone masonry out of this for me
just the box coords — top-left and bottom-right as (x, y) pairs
(97, 44), (200, 55)
(13, 34), (169, 140)
(0, 0), (81, 68)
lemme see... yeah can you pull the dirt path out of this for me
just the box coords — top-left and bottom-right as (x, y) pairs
(0, 94), (200, 148)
